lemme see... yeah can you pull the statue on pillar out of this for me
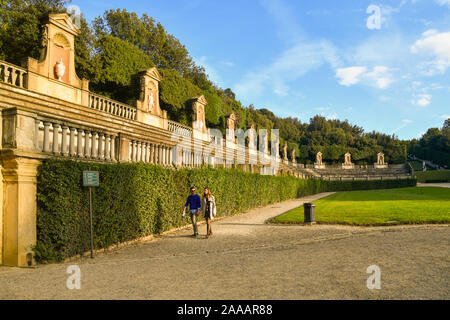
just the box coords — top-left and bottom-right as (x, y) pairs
(374, 152), (388, 168)
(314, 151), (325, 169)
(283, 143), (288, 161)
(342, 152), (354, 169)
(291, 149), (296, 163)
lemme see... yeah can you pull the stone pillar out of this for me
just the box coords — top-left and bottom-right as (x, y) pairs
(118, 135), (131, 162)
(1, 157), (41, 266)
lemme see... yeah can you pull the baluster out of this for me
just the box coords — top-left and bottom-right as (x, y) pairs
(69, 127), (76, 156)
(136, 141), (142, 162)
(52, 123), (60, 154)
(110, 136), (116, 162)
(12, 70), (18, 87)
(98, 133), (104, 160)
(144, 143), (149, 163)
(91, 132), (98, 159)
(105, 135), (111, 161)
(77, 129), (84, 157)
(35, 120), (41, 151)
(130, 141), (135, 162)
(61, 125), (69, 156)
(84, 131), (91, 158)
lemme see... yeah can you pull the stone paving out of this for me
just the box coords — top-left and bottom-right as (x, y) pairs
(0, 192), (448, 300)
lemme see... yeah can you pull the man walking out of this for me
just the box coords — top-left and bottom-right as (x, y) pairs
(183, 186), (202, 237)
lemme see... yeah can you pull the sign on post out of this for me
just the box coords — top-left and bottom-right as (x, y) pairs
(83, 170), (99, 259)
(83, 171), (99, 187)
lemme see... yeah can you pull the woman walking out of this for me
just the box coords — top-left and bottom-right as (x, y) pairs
(201, 187), (216, 238)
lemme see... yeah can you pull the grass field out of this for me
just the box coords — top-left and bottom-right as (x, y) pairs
(272, 187), (450, 226)
(415, 170), (450, 183)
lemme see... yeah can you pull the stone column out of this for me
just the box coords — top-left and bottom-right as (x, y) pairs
(1, 157), (41, 266)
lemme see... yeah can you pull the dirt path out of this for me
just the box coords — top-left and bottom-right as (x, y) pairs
(0, 192), (449, 300)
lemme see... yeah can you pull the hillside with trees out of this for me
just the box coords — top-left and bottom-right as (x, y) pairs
(408, 119), (450, 169)
(1, 0), (409, 164)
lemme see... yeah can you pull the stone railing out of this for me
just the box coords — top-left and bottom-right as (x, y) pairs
(167, 120), (193, 138)
(89, 93), (137, 121)
(35, 117), (119, 162)
(0, 60), (27, 89)
(128, 139), (173, 166)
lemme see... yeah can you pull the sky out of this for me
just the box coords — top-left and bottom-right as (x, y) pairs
(70, 0), (450, 140)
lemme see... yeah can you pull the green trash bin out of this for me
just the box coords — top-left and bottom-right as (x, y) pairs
(304, 203), (316, 224)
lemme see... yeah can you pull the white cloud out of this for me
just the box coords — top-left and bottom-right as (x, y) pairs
(366, 66), (393, 89)
(411, 93), (432, 107)
(393, 119), (413, 133)
(411, 30), (450, 75)
(336, 67), (367, 86)
(441, 114), (450, 119)
(436, 0), (450, 7)
(335, 66), (393, 89)
(235, 40), (340, 99)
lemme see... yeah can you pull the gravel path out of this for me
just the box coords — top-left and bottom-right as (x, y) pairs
(0, 192), (449, 300)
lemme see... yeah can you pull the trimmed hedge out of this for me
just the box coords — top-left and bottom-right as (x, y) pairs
(34, 159), (417, 262)
(415, 170), (450, 183)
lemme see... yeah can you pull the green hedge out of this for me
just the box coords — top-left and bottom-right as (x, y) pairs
(34, 159), (416, 262)
(415, 170), (450, 183)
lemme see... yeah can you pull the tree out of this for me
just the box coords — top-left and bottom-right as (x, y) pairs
(0, 0), (67, 65)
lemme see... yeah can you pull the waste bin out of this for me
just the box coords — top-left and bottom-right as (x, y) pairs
(304, 203), (316, 224)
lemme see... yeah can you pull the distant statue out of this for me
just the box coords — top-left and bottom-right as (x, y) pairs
(316, 152), (323, 165)
(344, 152), (352, 165)
(423, 161), (427, 172)
(377, 153), (385, 165)
(291, 149), (296, 163)
(283, 143), (288, 160)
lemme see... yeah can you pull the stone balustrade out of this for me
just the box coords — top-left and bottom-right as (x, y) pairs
(128, 140), (174, 166)
(168, 120), (193, 138)
(89, 93), (137, 121)
(0, 60), (27, 89)
(35, 118), (118, 162)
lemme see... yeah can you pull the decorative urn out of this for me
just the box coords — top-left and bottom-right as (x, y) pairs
(54, 58), (66, 81)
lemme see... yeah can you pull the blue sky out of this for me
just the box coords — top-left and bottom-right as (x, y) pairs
(71, 0), (450, 140)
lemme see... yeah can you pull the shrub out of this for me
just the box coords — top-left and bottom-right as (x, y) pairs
(34, 159), (416, 262)
(415, 170), (450, 183)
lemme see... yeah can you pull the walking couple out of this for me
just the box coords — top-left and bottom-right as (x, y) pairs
(183, 187), (216, 238)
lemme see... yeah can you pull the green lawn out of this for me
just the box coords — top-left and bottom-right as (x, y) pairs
(272, 187), (450, 226)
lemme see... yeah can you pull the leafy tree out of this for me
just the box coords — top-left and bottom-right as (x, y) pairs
(90, 35), (154, 103)
(0, 0), (67, 65)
